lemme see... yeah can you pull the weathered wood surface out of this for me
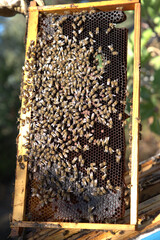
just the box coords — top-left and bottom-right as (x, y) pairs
(23, 195), (160, 240)
(23, 194), (160, 239)
(29, 0), (140, 13)
(12, 222), (136, 231)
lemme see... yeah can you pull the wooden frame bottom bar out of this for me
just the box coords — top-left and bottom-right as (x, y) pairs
(11, 221), (136, 230)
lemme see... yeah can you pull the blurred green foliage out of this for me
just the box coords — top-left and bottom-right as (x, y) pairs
(0, 15), (25, 182)
(0, 0), (160, 182)
(128, 0), (160, 134)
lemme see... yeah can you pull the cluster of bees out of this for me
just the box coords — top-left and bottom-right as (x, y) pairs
(17, 10), (128, 222)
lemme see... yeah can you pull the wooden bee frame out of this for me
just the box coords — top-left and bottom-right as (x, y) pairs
(11, 0), (141, 232)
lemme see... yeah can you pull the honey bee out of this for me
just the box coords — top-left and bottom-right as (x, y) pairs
(139, 122), (142, 132)
(74, 15), (80, 22)
(108, 99), (113, 106)
(21, 119), (25, 126)
(112, 100), (118, 107)
(73, 164), (78, 172)
(72, 23), (76, 29)
(102, 173), (107, 180)
(19, 162), (25, 169)
(67, 186), (72, 193)
(89, 9), (96, 14)
(82, 39), (89, 47)
(103, 96), (109, 101)
(109, 147), (114, 154)
(119, 113), (122, 120)
(108, 45), (114, 52)
(90, 38), (96, 45)
(76, 182), (81, 189)
(89, 31), (93, 38)
(104, 145), (108, 153)
(90, 171), (94, 180)
(82, 15), (86, 22)
(26, 117), (30, 124)
(90, 162), (96, 167)
(22, 108), (26, 114)
(78, 27), (84, 34)
(100, 161), (106, 167)
(121, 100), (126, 105)
(82, 178), (87, 186)
(112, 51), (118, 56)
(91, 191), (98, 196)
(88, 206), (95, 213)
(17, 155), (22, 162)
(72, 30), (78, 37)
(95, 27), (99, 35)
(116, 155), (121, 163)
(111, 81), (115, 88)
(96, 139), (101, 146)
(72, 157), (78, 164)
(139, 132), (142, 140)
(122, 120), (127, 127)
(70, 177), (76, 182)
(116, 86), (120, 94)
(93, 179), (97, 187)
(115, 186), (121, 191)
(85, 174), (90, 183)
(107, 78), (111, 85)
(80, 159), (85, 167)
(126, 90), (130, 97)
(101, 186), (106, 194)
(106, 60), (111, 65)
(101, 166), (107, 173)
(98, 46), (102, 53)
(116, 149), (121, 155)
(77, 20), (83, 27)
(109, 22), (115, 29)
(106, 182), (113, 190)
(112, 107), (117, 113)
(83, 145), (89, 151)
(79, 129), (83, 137)
(83, 194), (90, 202)
(106, 27), (111, 34)
(30, 40), (35, 46)
(23, 155), (29, 162)
(78, 155), (82, 162)
(73, 36), (77, 42)
(136, 117), (141, 124)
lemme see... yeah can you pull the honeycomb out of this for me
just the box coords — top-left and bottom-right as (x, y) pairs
(21, 10), (128, 223)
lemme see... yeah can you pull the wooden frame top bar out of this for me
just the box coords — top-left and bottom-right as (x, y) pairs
(29, 0), (140, 13)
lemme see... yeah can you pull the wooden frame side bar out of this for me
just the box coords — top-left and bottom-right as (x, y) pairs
(11, 221), (136, 231)
(130, 2), (141, 225)
(12, 7), (39, 222)
(29, 0), (140, 13)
